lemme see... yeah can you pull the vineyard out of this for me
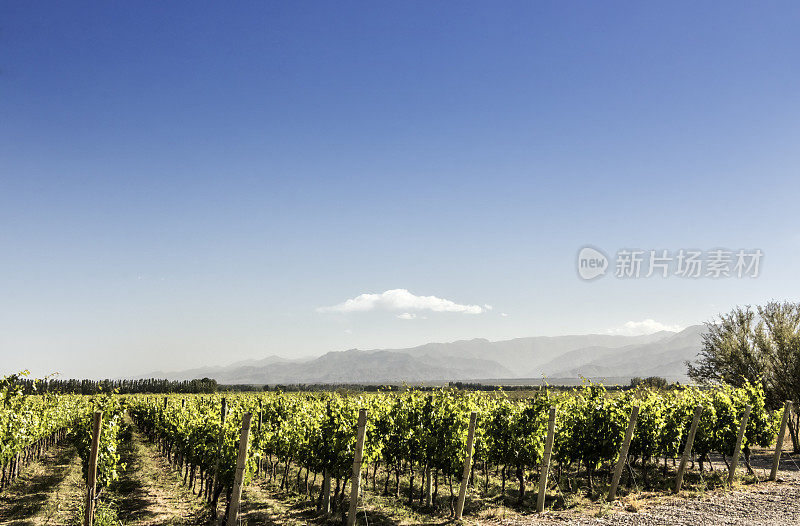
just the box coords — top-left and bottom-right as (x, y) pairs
(0, 375), (796, 526)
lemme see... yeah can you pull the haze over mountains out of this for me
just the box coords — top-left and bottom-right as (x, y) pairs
(140, 325), (706, 385)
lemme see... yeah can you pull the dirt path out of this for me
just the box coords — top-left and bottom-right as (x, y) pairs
(238, 480), (308, 526)
(239, 474), (454, 526)
(112, 420), (208, 526)
(0, 442), (84, 526)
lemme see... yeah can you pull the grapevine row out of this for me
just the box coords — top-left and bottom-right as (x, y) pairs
(126, 381), (782, 520)
(1, 375), (85, 489)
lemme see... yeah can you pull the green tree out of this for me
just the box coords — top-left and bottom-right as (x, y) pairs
(688, 302), (800, 451)
(687, 306), (765, 386)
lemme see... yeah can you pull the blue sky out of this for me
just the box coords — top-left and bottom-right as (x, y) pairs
(2, 2), (799, 378)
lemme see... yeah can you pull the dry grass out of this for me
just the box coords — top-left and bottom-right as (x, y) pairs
(108, 417), (208, 525)
(0, 442), (83, 525)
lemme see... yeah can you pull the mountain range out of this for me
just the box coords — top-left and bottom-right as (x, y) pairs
(139, 325), (706, 385)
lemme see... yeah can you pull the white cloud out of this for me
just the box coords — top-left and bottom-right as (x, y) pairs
(397, 313), (416, 320)
(500, 312), (509, 317)
(343, 329), (353, 334)
(484, 304), (493, 311)
(604, 319), (683, 336)
(317, 289), (484, 315)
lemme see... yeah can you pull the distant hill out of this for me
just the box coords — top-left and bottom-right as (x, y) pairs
(390, 331), (672, 377)
(141, 349), (512, 384)
(143, 355), (296, 381)
(544, 325), (705, 381)
(136, 327), (705, 384)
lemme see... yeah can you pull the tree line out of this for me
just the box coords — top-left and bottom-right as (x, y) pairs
(8, 377), (219, 395)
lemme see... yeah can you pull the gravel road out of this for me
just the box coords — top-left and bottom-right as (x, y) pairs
(573, 479), (800, 525)
(574, 450), (800, 526)
(480, 451), (800, 526)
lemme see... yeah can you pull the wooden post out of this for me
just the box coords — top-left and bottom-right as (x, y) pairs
(770, 401), (792, 481)
(674, 405), (703, 493)
(84, 411), (103, 526)
(211, 398), (227, 513)
(425, 467), (432, 506)
(256, 408), (263, 476)
(727, 404), (752, 486)
(322, 469), (331, 515)
(347, 409), (368, 526)
(537, 406), (557, 513)
(227, 413), (252, 526)
(608, 405), (639, 502)
(455, 411), (477, 519)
